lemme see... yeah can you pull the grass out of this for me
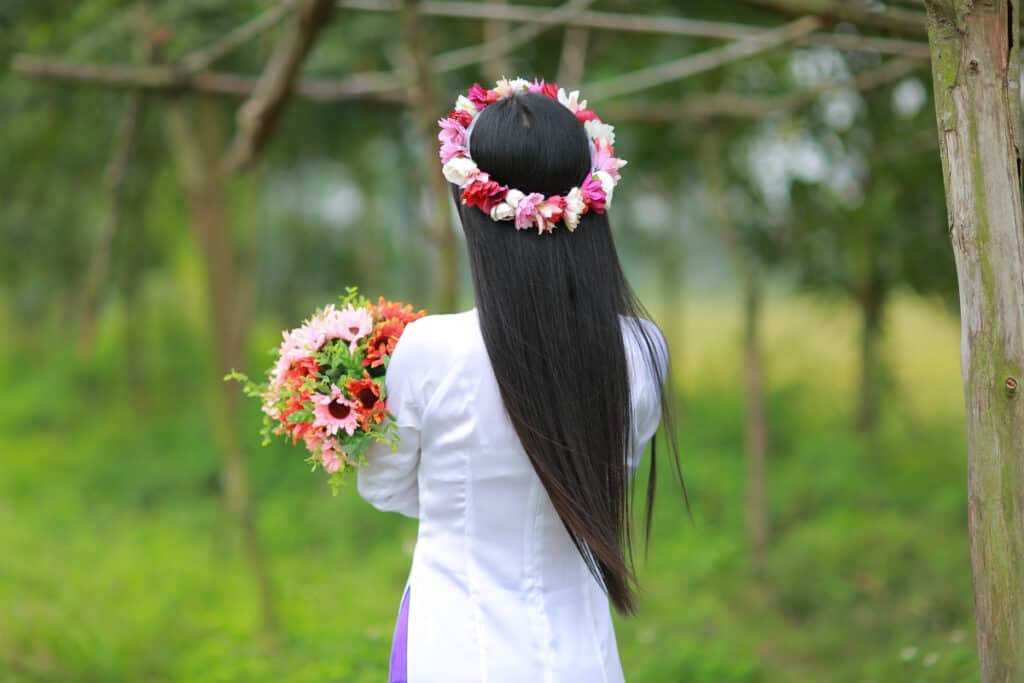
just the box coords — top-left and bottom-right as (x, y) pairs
(0, 291), (978, 682)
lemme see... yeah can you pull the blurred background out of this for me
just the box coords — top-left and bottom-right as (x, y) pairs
(1, 1), (976, 681)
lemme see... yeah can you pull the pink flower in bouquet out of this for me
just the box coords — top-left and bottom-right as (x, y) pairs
(333, 305), (374, 352)
(320, 441), (344, 474)
(313, 384), (359, 436)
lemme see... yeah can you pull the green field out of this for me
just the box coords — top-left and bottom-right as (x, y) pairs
(0, 292), (978, 682)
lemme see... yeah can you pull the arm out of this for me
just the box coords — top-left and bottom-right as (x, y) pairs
(357, 322), (424, 518)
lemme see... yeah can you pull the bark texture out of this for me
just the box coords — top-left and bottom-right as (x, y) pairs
(924, 1), (1024, 680)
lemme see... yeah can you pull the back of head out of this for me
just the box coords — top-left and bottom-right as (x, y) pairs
(447, 87), (678, 615)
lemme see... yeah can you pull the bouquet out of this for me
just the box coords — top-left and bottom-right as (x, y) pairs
(228, 287), (426, 493)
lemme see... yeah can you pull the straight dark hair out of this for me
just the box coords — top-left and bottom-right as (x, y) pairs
(449, 91), (684, 615)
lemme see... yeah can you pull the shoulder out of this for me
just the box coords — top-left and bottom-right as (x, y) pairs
(621, 316), (667, 357)
(391, 309), (479, 364)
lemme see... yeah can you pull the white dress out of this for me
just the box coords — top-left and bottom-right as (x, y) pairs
(358, 308), (666, 683)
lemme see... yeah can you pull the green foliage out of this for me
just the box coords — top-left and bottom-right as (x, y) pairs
(0, 293), (978, 683)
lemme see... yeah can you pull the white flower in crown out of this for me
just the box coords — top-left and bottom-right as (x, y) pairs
(455, 95), (478, 114)
(442, 156), (479, 186)
(594, 170), (616, 205)
(489, 189), (523, 222)
(563, 187), (585, 232)
(490, 203), (515, 221)
(584, 119), (615, 146)
(557, 88), (587, 113)
(494, 77), (531, 99)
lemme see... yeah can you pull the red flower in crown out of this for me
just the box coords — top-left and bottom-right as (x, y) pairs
(461, 175), (509, 213)
(448, 109), (473, 127)
(575, 109), (600, 123)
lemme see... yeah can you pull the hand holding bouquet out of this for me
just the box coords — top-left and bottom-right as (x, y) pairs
(228, 287), (426, 492)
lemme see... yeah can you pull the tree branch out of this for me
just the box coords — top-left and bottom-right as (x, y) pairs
(603, 56), (925, 121)
(586, 16), (822, 102)
(224, 0), (336, 172)
(336, 0), (931, 57)
(738, 0), (927, 39)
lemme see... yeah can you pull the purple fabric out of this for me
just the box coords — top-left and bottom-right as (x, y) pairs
(389, 586), (410, 683)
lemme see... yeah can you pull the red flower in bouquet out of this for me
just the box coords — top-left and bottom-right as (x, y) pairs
(283, 357), (319, 388)
(364, 318), (406, 369)
(371, 297), (427, 325)
(346, 372), (388, 431)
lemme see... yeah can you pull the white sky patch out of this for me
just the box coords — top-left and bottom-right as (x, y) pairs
(269, 159), (365, 232)
(789, 47), (851, 88)
(892, 77), (927, 119)
(746, 123), (832, 212)
(822, 88), (863, 131)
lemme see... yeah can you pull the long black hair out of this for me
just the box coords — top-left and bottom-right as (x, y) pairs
(449, 91), (683, 615)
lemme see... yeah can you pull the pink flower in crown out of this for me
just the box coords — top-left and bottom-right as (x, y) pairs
(437, 117), (468, 164)
(320, 441), (343, 474)
(534, 195), (566, 234)
(514, 192), (545, 231)
(312, 384), (360, 436)
(467, 83), (494, 111)
(591, 138), (625, 181)
(580, 174), (607, 213)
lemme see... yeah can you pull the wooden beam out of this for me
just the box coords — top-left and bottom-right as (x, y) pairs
(430, 0), (594, 73)
(739, 0), (927, 39)
(225, 0), (336, 172)
(9, 53), (407, 103)
(336, 0), (932, 57)
(181, 1), (295, 73)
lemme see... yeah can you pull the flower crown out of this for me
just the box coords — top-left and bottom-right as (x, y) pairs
(438, 77), (627, 234)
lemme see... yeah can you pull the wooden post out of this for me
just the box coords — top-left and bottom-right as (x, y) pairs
(923, 1), (1024, 680)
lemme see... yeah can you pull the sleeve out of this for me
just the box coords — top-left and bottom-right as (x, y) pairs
(356, 321), (424, 518)
(628, 319), (669, 475)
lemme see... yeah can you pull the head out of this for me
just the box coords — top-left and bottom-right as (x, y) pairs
(448, 89), (683, 615)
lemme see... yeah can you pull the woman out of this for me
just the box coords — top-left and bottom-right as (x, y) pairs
(358, 78), (682, 683)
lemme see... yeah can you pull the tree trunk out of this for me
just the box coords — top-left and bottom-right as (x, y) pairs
(401, 0), (460, 313)
(164, 100), (278, 637)
(700, 134), (771, 568)
(856, 277), (886, 434)
(742, 264), (769, 568)
(924, 1), (1024, 680)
